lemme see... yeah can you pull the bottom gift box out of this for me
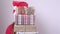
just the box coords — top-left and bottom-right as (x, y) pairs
(15, 32), (38, 34)
(14, 25), (26, 32)
(14, 25), (37, 32)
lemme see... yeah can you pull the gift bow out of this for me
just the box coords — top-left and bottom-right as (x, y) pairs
(13, 1), (28, 14)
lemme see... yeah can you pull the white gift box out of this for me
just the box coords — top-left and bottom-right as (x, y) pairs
(25, 32), (38, 34)
(16, 32), (38, 34)
(16, 32), (24, 34)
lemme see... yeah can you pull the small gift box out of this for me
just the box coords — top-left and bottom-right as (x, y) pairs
(14, 25), (26, 32)
(25, 32), (38, 34)
(25, 25), (37, 32)
(27, 7), (35, 15)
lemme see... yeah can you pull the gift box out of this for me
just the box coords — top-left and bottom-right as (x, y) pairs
(18, 7), (21, 14)
(17, 15), (21, 24)
(27, 15), (35, 25)
(27, 7), (35, 15)
(14, 25), (26, 32)
(16, 32), (24, 34)
(25, 25), (37, 32)
(13, 1), (38, 34)
(27, 15), (30, 25)
(14, 25), (37, 32)
(15, 32), (38, 34)
(25, 32), (38, 34)
(15, 15), (35, 25)
(30, 15), (35, 25)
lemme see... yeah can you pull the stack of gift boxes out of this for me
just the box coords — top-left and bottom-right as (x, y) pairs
(13, 1), (38, 34)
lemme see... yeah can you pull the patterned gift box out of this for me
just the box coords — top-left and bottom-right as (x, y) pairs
(15, 15), (35, 25)
(30, 15), (35, 25)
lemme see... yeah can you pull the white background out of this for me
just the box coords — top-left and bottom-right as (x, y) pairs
(0, 0), (60, 34)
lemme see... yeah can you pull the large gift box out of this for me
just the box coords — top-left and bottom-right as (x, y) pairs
(14, 25), (37, 32)
(14, 25), (25, 32)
